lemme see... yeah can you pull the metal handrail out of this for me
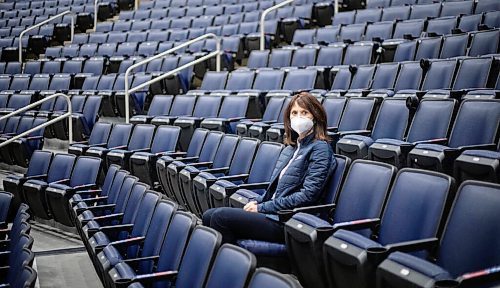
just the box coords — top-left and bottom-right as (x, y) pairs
(0, 93), (73, 148)
(135, 0), (140, 10)
(124, 33), (221, 123)
(94, 0), (99, 32)
(260, 0), (295, 51)
(19, 10), (75, 62)
(334, 0), (339, 14)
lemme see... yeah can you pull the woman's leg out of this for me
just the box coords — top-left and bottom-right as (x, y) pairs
(202, 208), (217, 226)
(207, 207), (284, 244)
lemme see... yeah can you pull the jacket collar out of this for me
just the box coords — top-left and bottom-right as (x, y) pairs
(297, 132), (315, 147)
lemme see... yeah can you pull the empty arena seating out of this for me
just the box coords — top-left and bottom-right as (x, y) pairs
(1, 0), (499, 287)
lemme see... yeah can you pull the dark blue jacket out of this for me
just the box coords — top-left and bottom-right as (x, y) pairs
(256, 134), (336, 215)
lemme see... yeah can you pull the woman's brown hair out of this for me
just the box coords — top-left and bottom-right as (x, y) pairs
(283, 92), (330, 145)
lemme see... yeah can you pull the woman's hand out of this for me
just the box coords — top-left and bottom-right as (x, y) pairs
(243, 201), (258, 213)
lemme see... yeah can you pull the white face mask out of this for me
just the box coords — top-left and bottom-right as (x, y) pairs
(291, 116), (314, 135)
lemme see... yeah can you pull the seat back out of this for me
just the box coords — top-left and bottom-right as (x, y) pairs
(406, 99), (456, 143)
(198, 131), (224, 163)
(217, 96), (249, 118)
(393, 19), (425, 39)
(344, 45), (374, 66)
(468, 30), (499, 57)
(107, 124), (133, 149)
(150, 126), (181, 154)
(248, 268), (301, 288)
(283, 69), (317, 91)
(247, 50), (269, 69)
(169, 95), (196, 117)
(113, 176), (138, 214)
(205, 244), (256, 288)
(338, 98), (377, 132)
(212, 134), (240, 169)
(192, 96), (222, 118)
(2, 116), (20, 134)
(225, 71), (255, 90)
(49, 74), (71, 90)
(370, 63), (399, 89)
(0, 192), (13, 223)
(378, 169), (454, 251)
(291, 48), (317, 67)
(415, 37), (442, 61)
(147, 95), (173, 117)
(15, 116), (34, 135)
(441, 1), (473, 17)
(349, 65), (376, 89)
(100, 164), (120, 196)
(15, 266), (37, 288)
(261, 97), (285, 122)
(8, 94), (32, 110)
(394, 61), (422, 91)
(371, 98), (409, 141)
(81, 96), (102, 131)
(452, 57), (492, 90)
(46, 153), (76, 183)
(320, 155), (350, 206)
(69, 156), (102, 187)
(227, 138), (260, 176)
(331, 66), (352, 90)
(176, 226), (222, 288)
(87, 122), (112, 146)
(436, 181), (500, 277)
(119, 180), (147, 224)
(421, 59), (457, 90)
(136, 200), (178, 274)
(426, 16), (457, 36)
(183, 128), (209, 158)
(247, 142), (284, 184)
(200, 72), (229, 91)
(334, 160), (397, 237)
(252, 70), (285, 90)
(152, 211), (197, 288)
(268, 49), (292, 68)
(440, 34), (468, 59)
(128, 191), (162, 242)
(26, 150), (52, 177)
(448, 99), (500, 148)
(71, 95), (86, 113)
(127, 124), (156, 150)
(316, 46), (343, 67)
(28, 74), (50, 90)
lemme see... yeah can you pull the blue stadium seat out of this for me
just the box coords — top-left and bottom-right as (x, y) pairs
(355, 8), (382, 24)
(377, 181), (500, 288)
(106, 124), (156, 170)
(332, 11), (355, 26)
(248, 268), (302, 288)
(440, 0), (474, 17)
(316, 26), (340, 45)
(468, 29), (499, 57)
(336, 98), (410, 160)
(128, 125), (180, 186)
(369, 98), (456, 167)
(236, 96), (286, 137)
(409, 99), (500, 173)
(381, 6), (410, 21)
(10, 117), (48, 167)
(440, 33), (468, 59)
(426, 16), (458, 37)
(324, 168), (454, 288)
(150, 95), (197, 126)
(200, 95), (250, 133)
(67, 122), (113, 157)
(23, 153), (76, 220)
(45, 156), (102, 226)
(85, 123), (133, 164)
(204, 244), (256, 288)
(130, 95), (173, 125)
(208, 141), (283, 208)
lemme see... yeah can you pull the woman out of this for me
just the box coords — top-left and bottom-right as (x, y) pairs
(203, 92), (336, 244)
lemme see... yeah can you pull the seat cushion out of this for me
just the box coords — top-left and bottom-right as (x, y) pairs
(214, 179), (238, 189)
(343, 135), (374, 147)
(387, 251), (452, 281)
(413, 144), (448, 152)
(292, 212), (332, 229)
(25, 179), (48, 186)
(234, 189), (263, 199)
(461, 149), (500, 159)
(237, 239), (287, 257)
(48, 183), (72, 190)
(375, 138), (410, 146)
(333, 229), (382, 250)
(89, 231), (111, 250)
(110, 262), (137, 281)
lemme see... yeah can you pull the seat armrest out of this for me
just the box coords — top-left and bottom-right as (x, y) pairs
(365, 238), (439, 268)
(25, 174), (47, 180)
(73, 183), (98, 190)
(338, 130), (371, 137)
(327, 126), (338, 133)
(82, 204), (116, 213)
(202, 167), (229, 174)
(189, 161), (213, 167)
(163, 151), (187, 157)
(456, 265), (500, 287)
(278, 203), (336, 223)
(75, 189), (102, 196)
(88, 143), (107, 147)
(458, 143), (497, 152)
(129, 148), (150, 154)
(89, 213), (124, 223)
(413, 138), (448, 145)
(227, 116), (246, 122)
(332, 218), (380, 232)
(26, 135), (44, 141)
(110, 145), (128, 150)
(71, 140), (89, 145)
(133, 270), (178, 283)
(237, 182), (270, 190)
(52, 178), (70, 185)
(217, 174), (249, 182)
(109, 236), (146, 248)
(123, 255), (159, 267)
(99, 224), (134, 233)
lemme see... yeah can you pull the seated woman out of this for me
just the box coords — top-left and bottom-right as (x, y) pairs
(203, 92), (336, 244)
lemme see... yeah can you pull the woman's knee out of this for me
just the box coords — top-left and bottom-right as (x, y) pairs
(202, 208), (218, 226)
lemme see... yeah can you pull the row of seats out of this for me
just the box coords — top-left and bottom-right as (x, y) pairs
(0, 93), (101, 142)
(136, 0), (314, 10)
(0, 9), (72, 28)
(64, 164), (301, 288)
(0, 0), (92, 11)
(334, 0), (499, 26)
(0, 203), (38, 288)
(0, 115), (46, 167)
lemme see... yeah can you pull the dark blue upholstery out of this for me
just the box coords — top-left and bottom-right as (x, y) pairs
(150, 95), (196, 126)
(0, 192), (13, 223)
(45, 156), (102, 226)
(236, 96), (285, 137)
(377, 181), (500, 288)
(23, 153), (76, 220)
(106, 124), (156, 169)
(209, 142), (283, 208)
(469, 30), (499, 57)
(71, 95), (102, 141)
(200, 95), (249, 133)
(85, 123), (132, 162)
(68, 122), (112, 156)
(284, 160), (396, 288)
(248, 268), (302, 288)
(3, 150), (52, 218)
(370, 98), (455, 167)
(337, 98), (409, 160)
(204, 244), (256, 288)
(128, 125), (180, 185)
(324, 168), (453, 288)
